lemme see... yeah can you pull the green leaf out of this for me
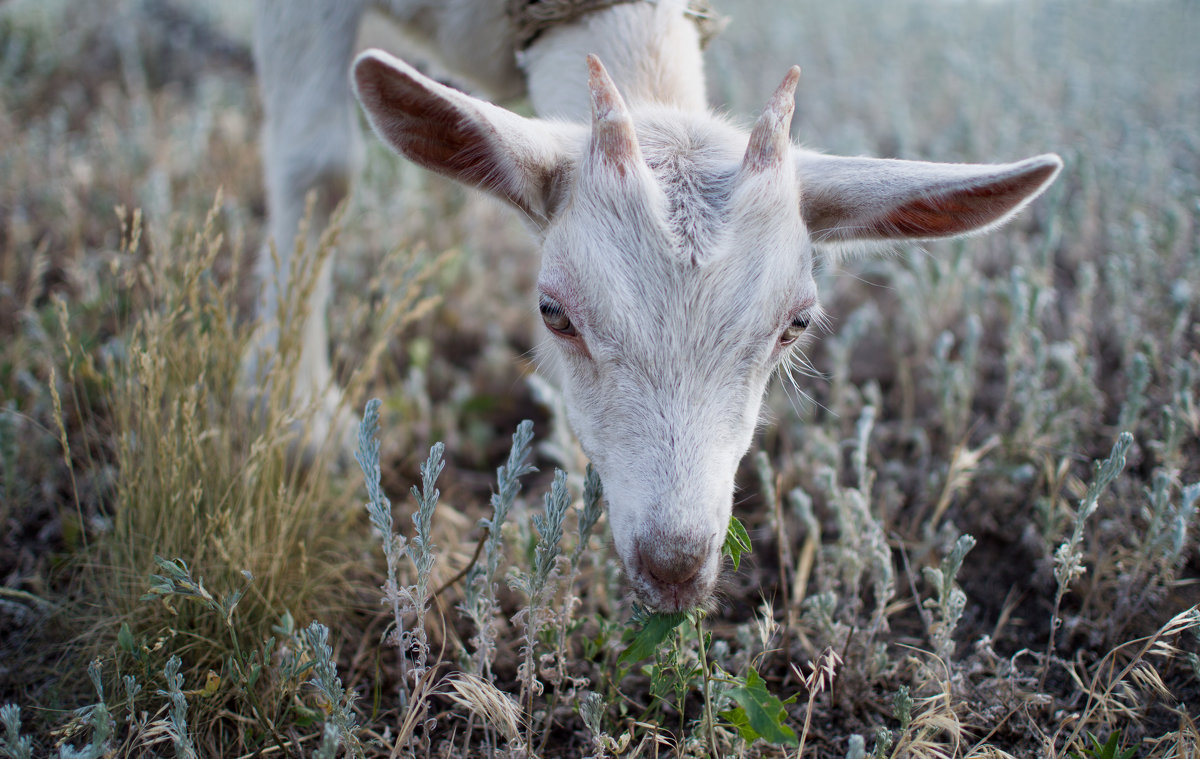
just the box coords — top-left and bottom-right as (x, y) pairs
(247, 662), (262, 689)
(272, 610), (295, 637)
(720, 705), (755, 741)
(117, 622), (135, 653)
(617, 611), (688, 665)
(723, 515), (752, 572)
(1070, 731), (1139, 759)
(290, 702), (324, 727)
(722, 667), (798, 747)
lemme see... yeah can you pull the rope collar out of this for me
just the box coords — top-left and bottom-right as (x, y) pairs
(508, 0), (727, 51)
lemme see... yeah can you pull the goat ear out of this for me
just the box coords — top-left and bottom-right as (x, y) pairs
(795, 152), (1062, 244)
(352, 49), (574, 227)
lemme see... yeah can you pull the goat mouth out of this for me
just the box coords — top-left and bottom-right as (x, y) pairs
(634, 573), (716, 612)
(630, 551), (718, 613)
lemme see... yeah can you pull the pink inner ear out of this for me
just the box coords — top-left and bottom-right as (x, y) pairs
(870, 159), (1062, 239)
(801, 153), (1062, 244)
(354, 52), (568, 224)
(355, 57), (497, 190)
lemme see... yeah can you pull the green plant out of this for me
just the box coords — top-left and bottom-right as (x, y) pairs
(356, 397), (442, 706)
(301, 622), (363, 759)
(921, 533), (976, 661)
(509, 468), (572, 749)
(0, 705), (34, 759)
(461, 420), (536, 680)
(1069, 730), (1139, 759)
(1044, 432), (1135, 688)
(140, 556), (302, 755)
(616, 516), (807, 755)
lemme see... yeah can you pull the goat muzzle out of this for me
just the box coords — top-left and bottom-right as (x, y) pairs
(633, 528), (719, 611)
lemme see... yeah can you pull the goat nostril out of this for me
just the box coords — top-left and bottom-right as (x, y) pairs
(637, 540), (706, 587)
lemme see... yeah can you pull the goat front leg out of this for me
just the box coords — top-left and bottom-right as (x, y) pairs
(248, 0), (367, 455)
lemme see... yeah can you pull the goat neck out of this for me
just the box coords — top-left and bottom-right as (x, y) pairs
(519, 0), (708, 120)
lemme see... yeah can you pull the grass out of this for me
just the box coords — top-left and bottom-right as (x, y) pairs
(1, 0), (1198, 756)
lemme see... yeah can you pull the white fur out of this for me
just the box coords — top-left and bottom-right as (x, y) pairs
(254, 0), (1062, 611)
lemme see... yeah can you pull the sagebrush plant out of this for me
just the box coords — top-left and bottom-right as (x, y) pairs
(301, 621), (363, 758)
(3, 0), (1200, 757)
(351, 403), (614, 755)
(1044, 432), (1134, 687)
(922, 534), (976, 663)
(0, 705), (34, 759)
(510, 468), (571, 748)
(355, 396), (442, 711)
(461, 419), (536, 682)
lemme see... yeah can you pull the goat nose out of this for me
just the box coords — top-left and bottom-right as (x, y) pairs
(635, 534), (708, 587)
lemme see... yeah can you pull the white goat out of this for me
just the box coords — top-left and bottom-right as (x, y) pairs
(253, 0), (1061, 611)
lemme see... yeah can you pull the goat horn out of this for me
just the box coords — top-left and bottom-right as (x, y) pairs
(744, 65), (801, 172)
(587, 54), (642, 171)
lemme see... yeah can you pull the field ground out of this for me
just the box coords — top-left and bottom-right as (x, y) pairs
(1, 0), (1198, 757)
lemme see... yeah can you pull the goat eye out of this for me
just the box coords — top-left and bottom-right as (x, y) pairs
(780, 315), (810, 346)
(539, 295), (577, 337)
